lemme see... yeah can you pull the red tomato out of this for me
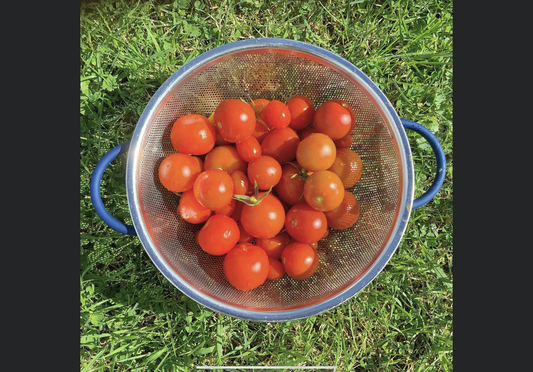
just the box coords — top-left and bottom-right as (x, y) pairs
(281, 242), (319, 280)
(274, 162), (305, 206)
(333, 134), (353, 149)
(290, 237), (318, 250)
(231, 170), (249, 195)
(240, 192), (285, 239)
(204, 145), (247, 175)
(177, 189), (212, 224)
(223, 243), (269, 291)
(324, 192), (360, 230)
(284, 202), (328, 244)
(255, 231), (291, 259)
(258, 100), (291, 129)
(298, 126), (316, 141)
(193, 169), (234, 210)
(230, 200), (244, 222)
(327, 148), (363, 189)
(170, 113), (216, 155)
(313, 100), (352, 140)
(249, 98), (271, 143)
(266, 258), (285, 280)
(158, 153), (203, 193)
(208, 112), (232, 146)
(296, 133), (336, 172)
(214, 197), (236, 216)
(303, 170), (345, 212)
(237, 222), (253, 243)
(247, 155), (282, 191)
(329, 99), (357, 134)
(236, 135), (262, 163)
(214, 99), (256, 143)
(196, 214), (240, 256)
(260, 127), (300, 165)
(286, 95), (315, 131)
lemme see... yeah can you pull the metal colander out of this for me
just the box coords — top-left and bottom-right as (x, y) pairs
(92, 38), (445, 321)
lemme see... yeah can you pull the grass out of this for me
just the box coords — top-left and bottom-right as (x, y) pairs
(80, 0), (453, 371)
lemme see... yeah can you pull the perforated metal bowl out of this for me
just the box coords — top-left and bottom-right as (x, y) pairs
(91, 38), (445, 321)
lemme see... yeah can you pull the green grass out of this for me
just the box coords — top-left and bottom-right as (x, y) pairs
(80, 0), (453, 371)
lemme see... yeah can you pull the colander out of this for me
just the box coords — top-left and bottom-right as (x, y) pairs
(90, 38), (446, 322)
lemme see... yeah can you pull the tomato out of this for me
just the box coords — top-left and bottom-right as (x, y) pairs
(237, 222), (253, 243)
(223, 242), (269, 291)
(327, 148), (363, 189)
(240, 192), (285, 239)
(274, 162), (306, 206)
(214, 99), (256, 143)
(255, 231), (291, 259)
(193, 169), (234, 210)
(286, 95), (315, 131)
(290, 237), (318, 249)
(329, 99), (357, 134)
(158, 153), (203, 193)
(296, 133), (336, 172)
(313, 100), (352, 141)
(303, 170), (345, 212)
(230, 200), (244, 222)
(170, 113), (216, 155)
(260, 127), (300, 165)
(177, 189), (212, 224)
(204, 145), (247, 175)
(281, 242), (319, 280)
(196, 214), (240, 256)
(324, 192), (360, 230)
(214, 197), (236, 216)
(298, 126), (316, 141)
(236, 135), (262, 163)
(266, 258), (285, 280)
(249, 98), (271, 143)
(208, 112), (232, 146)
(247, 155), (282, 191)
(333, 134), (353, 149)
(231, 170), (249, 195)
(284, 202), (328, 244)
(258, 100), (291, 130)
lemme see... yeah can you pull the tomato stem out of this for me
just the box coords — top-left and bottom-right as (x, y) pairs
(232, 181), (273, 206)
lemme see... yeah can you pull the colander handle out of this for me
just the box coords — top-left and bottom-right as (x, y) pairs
(401, 119), (446, 210)
(90, 142), (137, 236)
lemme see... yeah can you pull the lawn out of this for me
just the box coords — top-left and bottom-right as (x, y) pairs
(80, 0), (453, 371)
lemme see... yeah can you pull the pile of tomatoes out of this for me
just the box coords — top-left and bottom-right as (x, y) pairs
(158, 95), (363, 291)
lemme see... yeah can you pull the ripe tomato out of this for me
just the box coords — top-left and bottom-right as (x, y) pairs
(329, 99), (357, 134)
(266, 258), (285, 280)
(258, 100), (291, 130)
(303, 170), (345, 212)
(230, 200), (244, 222)
(333, 134), (353, 149)
(281, 242), (319, 280)
(214, 99), (256, 143)
(204, 145), (247, 175)
(284, 202), (328, 244)
(324, 192), (360, 230)
(290, 237), (318, 249)
(296, 133), (336, 172)
(255, 231), (291, 259)
(196, 214), (240, 256)
(214, 197), (236, 216)
(327, 148), (363, 189)
(170, 113), (216, 155)
(247, 155), (282, 191)
(260, 127), (300, 165)
(193, 169), (234, 210)
(236, 135), (262, 163)
(240, 192), (285, 239)
(286, 95), (315, 131)
(249, 98), (271, 143)
(237, 222), (253, 243)
(298, 126), (316, 141)
(313, 100), (352, 140)
(231, 170), (249, 195)
(158, 153), (203, 193)
(223, 242), (269, 291)
(177, 189), (212, 224)
(274, 162), (305, 206)
(208, 112), (232, 146)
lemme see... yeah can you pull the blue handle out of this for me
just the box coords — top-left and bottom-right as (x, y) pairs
(401, 119), (446, 210)
(90, 142), (137, 236)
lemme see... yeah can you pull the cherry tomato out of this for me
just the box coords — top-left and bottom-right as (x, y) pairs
(258, 100), (291, 129)
(177, 189), (212, 224)
(196, 214), (240, 256)
(255, 231), (291, 259)
(204, 145), (247, 175)
(284, 202), (328, 244)
(327, 148), (363, 189)
(237, 222), (253, 243)
(296, 133), (336, 172)
(303, 170), (345, 212)
(231, 170), (249, 195)
(208, 112), (232, 146)
(247, 155), (282, 191)
(230, 200), (244, 222)
(333, 134), (353, 149)
(158, 153), (203, 193)
(274, 162), (305, 206)
(298, 126), (316, 141)
(286, 95), (315, 131)
(223, 242), (269, 291)
(329, 99), (357, 134)
(214, 99), (256, 143)
(260, 127), (300, 165)
(236, 135), (262, 163)
(281, 242), (319, 280)
(193, 169), (234, 210)
(290, 238), (318, 249)
(266, 258), (285, 280)
(313, 100), (352, 140)
(170, 113), (216, 155)
(324, 192), (360, 230)
(249, 98), (271, 143)
(240, 192), (285, 239)
(214, 197), (236, 216)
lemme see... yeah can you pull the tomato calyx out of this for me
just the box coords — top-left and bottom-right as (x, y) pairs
(248, 99), (270, 131)
(233, 180), (273, 206)
(287, 162), (312, 182)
